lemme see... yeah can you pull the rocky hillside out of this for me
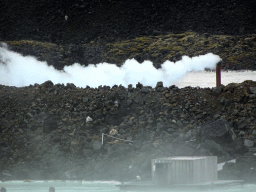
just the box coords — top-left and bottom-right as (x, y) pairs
(1, 0), (256, 69)
(1, 0), (256, 43)
(1, 80), (256, 182)
(4, 32), (256, 70)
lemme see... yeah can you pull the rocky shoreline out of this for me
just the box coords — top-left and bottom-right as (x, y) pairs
(1, 80), (256, 182)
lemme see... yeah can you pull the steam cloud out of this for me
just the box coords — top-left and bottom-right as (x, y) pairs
(0, 43), (222, 88)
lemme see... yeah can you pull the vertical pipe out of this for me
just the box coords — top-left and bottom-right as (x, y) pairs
(216, 62), (221, 88)
(152, 159), (155, 183)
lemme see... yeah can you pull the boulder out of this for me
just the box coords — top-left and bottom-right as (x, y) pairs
(43, 117), (58, 134)
(136, 82), (143, 89)
(140, 87), (151, 94)
(222, 162), (235, 171)
(41, 80), (53, 88)
(156, 81), (163, 88)
(26, 112), (34, 118)
(202, 140), (227, 156)
(250, 87), (256, 94)
(83, 97), (89, 103)
(34, 112), (47, 122)
(244, 139), (254, 148)
(233, 138), (249, 155)
(201, 119), (236, 144)
(29, 119), (41, 131)
(212, 87), (222, 96)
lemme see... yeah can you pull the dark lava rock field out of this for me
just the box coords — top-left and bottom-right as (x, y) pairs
(1, 0), (256, 70)
(1, 0), (256, 43)
(1, 0), (256, 182)
(1, 81), (256, 181)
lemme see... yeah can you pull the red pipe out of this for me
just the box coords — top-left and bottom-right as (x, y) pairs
(216, 62), (221, 88)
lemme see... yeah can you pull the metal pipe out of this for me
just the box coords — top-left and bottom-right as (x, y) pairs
(216, 62), (221, 88)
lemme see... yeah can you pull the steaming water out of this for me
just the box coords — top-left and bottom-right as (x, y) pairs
(0, 180), (255, 192)
(0, 180), (120, 192)
(0, 43), (255, 88)
(0, 43), (222, 88)
(0, 44), (255, 88)
(176, 70), (256, 88)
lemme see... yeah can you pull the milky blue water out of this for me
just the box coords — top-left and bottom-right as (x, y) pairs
(0, 181), (119, 192)
(175, 71), (256, 88)
(1, 181), (256, 192)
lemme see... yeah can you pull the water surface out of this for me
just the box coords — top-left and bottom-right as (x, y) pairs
(175, 71), (256, 88)
(1, 180), (255, 192)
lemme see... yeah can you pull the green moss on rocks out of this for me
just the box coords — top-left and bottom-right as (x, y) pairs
(6, 40), (56, 49)
(106, 31), (256, 69)
(3, 32), (256, 70)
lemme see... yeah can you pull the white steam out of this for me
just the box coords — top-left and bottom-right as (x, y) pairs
(0, 43), (222, 88)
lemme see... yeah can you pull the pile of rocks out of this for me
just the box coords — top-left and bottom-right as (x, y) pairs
(0, 80), (256, 181)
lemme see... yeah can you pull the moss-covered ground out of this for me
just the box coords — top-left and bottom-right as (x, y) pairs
(106, 32), (256, 69)
(3, 32), (256, 70)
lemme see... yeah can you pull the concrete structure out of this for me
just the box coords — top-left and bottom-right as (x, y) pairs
(151, 156), (217, 185)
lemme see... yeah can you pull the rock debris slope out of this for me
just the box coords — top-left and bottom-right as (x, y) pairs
(1, 80), (256, 182)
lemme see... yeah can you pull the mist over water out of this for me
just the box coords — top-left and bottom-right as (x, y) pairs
(176, 70), (256, 88)
(0, 43), (222, 88)
(0, 180), (255, 192)
(0, 180), (120, 192)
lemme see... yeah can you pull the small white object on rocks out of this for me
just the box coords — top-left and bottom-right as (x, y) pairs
(114, 100), (119, 107)
(86, 116), (92, 122)
(109, 129), (118, 135)
(65, 15), (68, 21)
